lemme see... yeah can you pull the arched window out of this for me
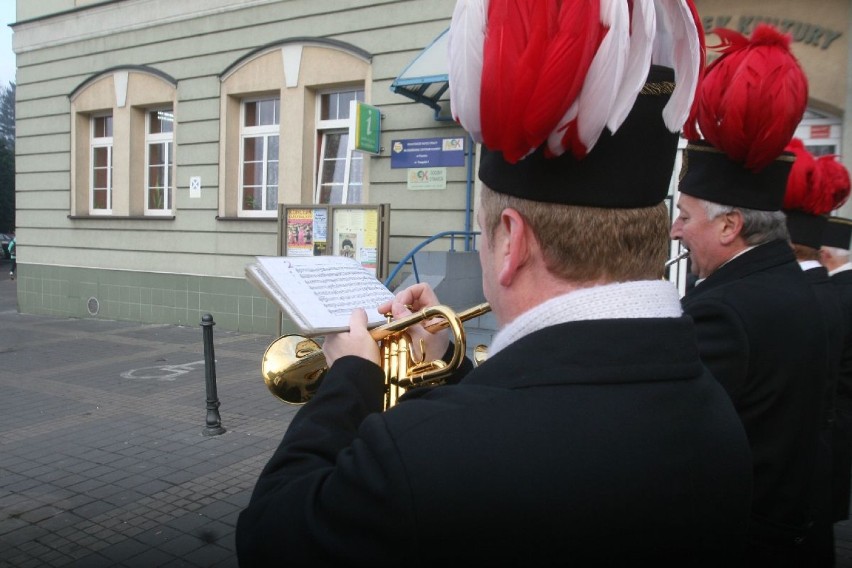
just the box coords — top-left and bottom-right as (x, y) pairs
(70, 68), (178, 217)
(218, 39), (372, 219)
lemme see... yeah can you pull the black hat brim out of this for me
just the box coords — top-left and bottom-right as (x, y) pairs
(679, 141), (795, 211)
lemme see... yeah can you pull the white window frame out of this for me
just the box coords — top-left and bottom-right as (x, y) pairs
(239, 96), (280, 218)
(314, 88), (364, 204)
(144, 108), (174, 215)
(90, 114), (113, 215)
(795, 109), (843, 159)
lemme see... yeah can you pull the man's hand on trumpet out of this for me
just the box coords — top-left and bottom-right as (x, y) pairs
(377, 283), (450, 364)
(322, 309), (381, 368)
(322, 283), (450, 370)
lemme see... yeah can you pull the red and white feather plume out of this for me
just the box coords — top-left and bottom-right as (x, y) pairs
(448, 0), (704, 163)
(687, 24), (808, 172)
(783, 138), (850, 214)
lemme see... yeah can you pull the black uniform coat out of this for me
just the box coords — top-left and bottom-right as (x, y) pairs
(803, 265), (844, 430)
(681, 240), (829, 546)
(830, 269), (852, 520)
(236, 316), (752, 567)
(801, 265), (844, 565)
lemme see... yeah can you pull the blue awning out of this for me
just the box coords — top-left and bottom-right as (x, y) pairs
(390, 28), (450, 120)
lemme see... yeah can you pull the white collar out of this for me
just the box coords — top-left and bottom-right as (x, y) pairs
(488, 280), (683, 357)
(830, 261), (852, 276)
(798, 260), (822, 271)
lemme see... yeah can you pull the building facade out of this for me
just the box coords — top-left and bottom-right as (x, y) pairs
(11, 0), (852, 333)
(13, 0), (474, 333)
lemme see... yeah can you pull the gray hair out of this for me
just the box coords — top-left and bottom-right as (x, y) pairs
(701, 200), (789, 246)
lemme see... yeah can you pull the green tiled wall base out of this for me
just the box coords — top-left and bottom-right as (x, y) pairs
(15, 264), (287, 334)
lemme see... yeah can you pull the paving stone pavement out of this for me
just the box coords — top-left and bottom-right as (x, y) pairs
(0, 264), (298, 567)
(4, 260), (852, 566)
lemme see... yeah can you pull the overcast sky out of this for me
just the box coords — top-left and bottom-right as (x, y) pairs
(0, 2), (15, 87)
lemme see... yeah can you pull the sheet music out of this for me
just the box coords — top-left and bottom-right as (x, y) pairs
(249, 256), (394, 334)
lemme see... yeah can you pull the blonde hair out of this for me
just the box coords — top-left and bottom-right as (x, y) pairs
(480, 186), (669, 282)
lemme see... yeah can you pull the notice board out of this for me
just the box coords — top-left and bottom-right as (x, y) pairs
(278, 203), (390, 281)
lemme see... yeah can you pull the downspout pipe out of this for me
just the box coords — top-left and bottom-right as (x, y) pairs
(465, 134), (475, 251)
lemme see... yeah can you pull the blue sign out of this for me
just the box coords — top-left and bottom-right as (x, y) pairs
(390, 137), (466, 169)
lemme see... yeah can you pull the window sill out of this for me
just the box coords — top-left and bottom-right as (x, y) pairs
(216, 216), (277, 221)
(68, 215), (176, 220)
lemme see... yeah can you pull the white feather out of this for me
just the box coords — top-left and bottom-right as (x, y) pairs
(447, 0), (488, 142)
(654, 0), (701, 132)
(574, 0), (629, 153)
(546, 102), (578, 157)
(607, 0), (656, 133)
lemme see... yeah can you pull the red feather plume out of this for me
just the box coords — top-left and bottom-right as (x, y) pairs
(783, 139), (819, 212)
(480, 0), (601, 163)
(522, 0), (600, 160)
(480, 0), (527, 156)
(691, 24), (808, 172)
(784, 139), (849, 214)
(501, 1), (556, 162)
(453, 0), (704, 163)
(818, 154), (851, 211)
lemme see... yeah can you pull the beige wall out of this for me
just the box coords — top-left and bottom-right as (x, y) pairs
(694, 0), (849, 115)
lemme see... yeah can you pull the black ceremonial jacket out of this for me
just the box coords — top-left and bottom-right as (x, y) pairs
(802, 265), (844, 429)
(236, 316), (752, 567)
(681, 239), (829, 534)
(830, 268), (852, 520)
(832, 269), (852, 410)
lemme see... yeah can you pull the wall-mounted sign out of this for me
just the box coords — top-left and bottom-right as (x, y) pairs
(701, 15), (842, 50)
(350, 101), (381, 154)
(811, 125), (832, 139)
(407, 167), (447, 190)
(189, 176), (201, 198)
(390, 137), (465, 169)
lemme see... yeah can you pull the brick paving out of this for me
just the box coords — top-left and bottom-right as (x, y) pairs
(0, 263), (297, 566)
(3, 259), (852, 566)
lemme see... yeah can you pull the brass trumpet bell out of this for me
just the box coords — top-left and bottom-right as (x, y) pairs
(262, 335), (326, 404)
(261, 303), (491, 410)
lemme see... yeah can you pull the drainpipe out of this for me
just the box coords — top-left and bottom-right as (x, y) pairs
(465, 133), (475, 251)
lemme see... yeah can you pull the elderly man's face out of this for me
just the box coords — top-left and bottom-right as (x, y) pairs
(670, 194), (730, 280)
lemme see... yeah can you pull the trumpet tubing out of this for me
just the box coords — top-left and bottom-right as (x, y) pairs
(261, 303), (491, 410)
(665, 249), (689, 268)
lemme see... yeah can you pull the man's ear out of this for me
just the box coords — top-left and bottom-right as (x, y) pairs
(718, 209), (745, 245)
(497, 208), (533, 287)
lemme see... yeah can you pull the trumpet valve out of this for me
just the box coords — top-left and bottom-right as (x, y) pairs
(473, 344), (488, 367)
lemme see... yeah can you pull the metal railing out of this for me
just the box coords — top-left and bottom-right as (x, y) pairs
(383, 230), (480, 289)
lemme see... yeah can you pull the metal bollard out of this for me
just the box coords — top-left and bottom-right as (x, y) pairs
(201, 313), (226, 436)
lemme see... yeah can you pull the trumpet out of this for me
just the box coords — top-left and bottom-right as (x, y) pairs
(261, 303), (491, 410)
(665, 249), (689, 268)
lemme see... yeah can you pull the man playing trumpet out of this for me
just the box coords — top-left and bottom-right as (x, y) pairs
(237, 1), (752, 565)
